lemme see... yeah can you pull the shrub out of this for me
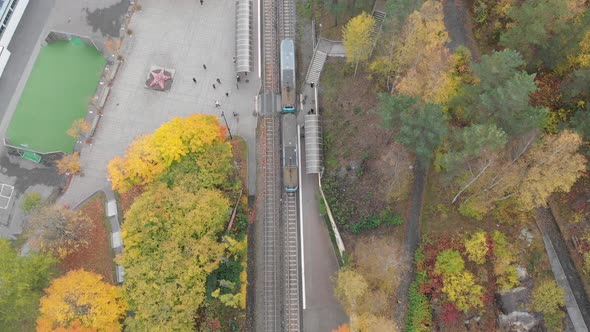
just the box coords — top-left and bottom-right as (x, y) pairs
(350, 215), (381, 233)
(405, 276), (432, 332)
(442, 271), (484, 312)
(21, 192), (43, 214)
(494, 198), (532, 225)
(458, 200), (487, 220)
(216, 260), (242, 294)
(380, 208), (403, 226)
(435, 250), (465, 276)
(492, 231), (516, 263)
(496, 264), (519, 291)
(492, 230), (519, 290)
(440, 302), (461, 324)
(532, 279), (565, 314)
(583, 252), (590, 276)
(543, 311), (564, 332)
(464, 230), (488, 264)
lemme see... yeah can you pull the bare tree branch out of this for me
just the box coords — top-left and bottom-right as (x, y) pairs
(512, 133), (537, 163)
(452, 159), (492, 204)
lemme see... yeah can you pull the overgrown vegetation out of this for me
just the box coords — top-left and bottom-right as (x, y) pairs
(334, 236), (407, 331)
(320, 0), (590, 328)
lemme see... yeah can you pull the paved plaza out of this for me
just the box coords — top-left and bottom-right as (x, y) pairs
(60, 0), (260, 206)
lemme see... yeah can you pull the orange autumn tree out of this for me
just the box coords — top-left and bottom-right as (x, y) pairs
(108, 114), (226, 192)
(56, 152), (81, 175)
(67, 119), (91, 138)
(331, 324), (351, 332)
(37, 269), (127, 332)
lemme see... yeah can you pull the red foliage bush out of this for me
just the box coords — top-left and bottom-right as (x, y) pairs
(420, 273), (444, 298)
(440, 303), (461, 324)
(206, 319), (221, 331)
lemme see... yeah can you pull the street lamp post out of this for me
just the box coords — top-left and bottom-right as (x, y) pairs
(221, 111), (233, 139)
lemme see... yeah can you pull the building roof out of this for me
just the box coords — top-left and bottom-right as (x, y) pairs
(0, 0), (8, 20)
(235, 0), (252, 73)
(304, 114), (322, 174)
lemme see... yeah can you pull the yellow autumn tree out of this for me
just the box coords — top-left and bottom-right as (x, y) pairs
(442, 271), (484, 312)
(36, 269), (127, 332)
(334, 268), (369, 315)
(25, 205), (94, 258)
(517, 131), (586, 210)
(67, 119), (91, 138)
(56, 152), (81, 175)
(353, 313), (398, 332)
(396, 0), (453, 103)
(342, 12), (376, 76)
(119, 184), (229, 331)
(569, 30), (590, 68)
(50, 321), (97, 332)
(107, 114), (226, 192)
(464, 230), (489, 264)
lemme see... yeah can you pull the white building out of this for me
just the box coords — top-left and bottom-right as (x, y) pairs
(0, 0), (30, 77)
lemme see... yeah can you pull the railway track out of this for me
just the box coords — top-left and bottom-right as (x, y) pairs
(282, 193), (300, 331)
(263, 116), (280, 332)
(260, 0), (301, 328)
(279, 0), (296, 40)
(262, 0), (278, 93)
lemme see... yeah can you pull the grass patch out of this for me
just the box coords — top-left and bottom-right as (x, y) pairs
(6, 39), (105, 154)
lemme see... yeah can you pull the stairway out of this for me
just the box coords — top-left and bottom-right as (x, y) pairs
(305, 50), (327, 85)
(370, 10), (386, 41)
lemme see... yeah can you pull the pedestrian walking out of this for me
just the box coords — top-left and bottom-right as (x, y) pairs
(233, 56), (236, 63)
(200, 0), (204, 5)
(213, 84), (216, 89)
(310, 82), (315, 88)
(203, 64), (207, 70)
(236, 75), (241, 82)
(216, 78), (221, 84)
(233, 112), (238, 117)
(215, 100), (220, 107)
(192, 77), (197, 83)
(225, 92), (229, 97)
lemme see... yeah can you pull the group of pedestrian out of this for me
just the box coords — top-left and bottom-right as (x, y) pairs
(192, 58), (244, 111)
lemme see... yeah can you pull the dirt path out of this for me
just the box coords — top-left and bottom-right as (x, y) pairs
(396, 161), (427, 324)
(536, 207), (590, 328)
(442, 0), (481, 60)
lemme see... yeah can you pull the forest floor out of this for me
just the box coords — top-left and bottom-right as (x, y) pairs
(320, 58), (412, 329)
(59, 193), (115, 284)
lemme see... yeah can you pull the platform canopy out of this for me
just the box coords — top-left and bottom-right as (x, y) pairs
(304, 114), (322, 174)
(235, 0), (252, 73)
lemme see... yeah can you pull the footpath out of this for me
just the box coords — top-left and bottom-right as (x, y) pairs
(536, 208), (590, 331)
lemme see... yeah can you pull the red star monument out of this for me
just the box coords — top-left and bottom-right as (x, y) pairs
(149, 69), (171, 89)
